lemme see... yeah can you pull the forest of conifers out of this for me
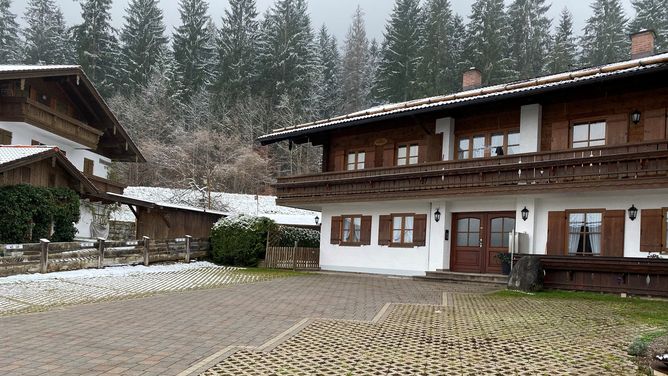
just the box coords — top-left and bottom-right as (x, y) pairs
(0, 0), (666, 195)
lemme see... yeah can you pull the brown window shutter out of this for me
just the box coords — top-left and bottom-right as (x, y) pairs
(364, 149), (375, 169)
(382, 144), (394, 167)
(640, 209), (664, 252)
(546, 211), (566, 255)
(413, 214), (428, 246)
(378, 215), (392, 245)
(0, 129), (11, 145)
(333, 150), (345, 171)
(551, 121), (569, 151)
(606, 114), (628, 145)
(644, 108), (667, 141)
(330, 216), (342, 244)
(360, 216), (372, 245)
(603, 210), (625, 257)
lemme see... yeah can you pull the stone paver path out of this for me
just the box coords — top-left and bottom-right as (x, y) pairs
(203, 292), (651, 376)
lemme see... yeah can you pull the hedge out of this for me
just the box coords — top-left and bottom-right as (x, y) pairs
(275, 225), (320, 248)
(0, 185), (80, 244)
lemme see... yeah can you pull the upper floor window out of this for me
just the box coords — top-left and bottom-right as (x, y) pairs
(397, 144), (418, 166)
(568, 211), (603, 254)
(347, 151), (365, 171)
(572, 121), (606, 148)
(392, 214), (414, 244)
(457, 130), (520, 159)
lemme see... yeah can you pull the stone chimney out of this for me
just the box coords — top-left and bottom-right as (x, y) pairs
(630, 30), (656, 59)
(462, 68), (482, 91)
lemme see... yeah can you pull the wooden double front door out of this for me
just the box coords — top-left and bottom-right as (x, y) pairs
(451, 212), (516, 274)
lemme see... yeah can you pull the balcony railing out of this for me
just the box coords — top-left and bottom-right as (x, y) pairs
(0, 97), (104, 148)
(275, 141), (668, 204)
(84, 173), (126, 195)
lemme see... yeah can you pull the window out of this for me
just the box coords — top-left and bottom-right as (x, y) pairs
(568, 212), (603, 254)
(392, 215), (414, 244)
(346, 151), (365, 171)
(342, 216), (362, 243)
(83, 158), (94, 175)
(397, 144), (419, 166)
(490, 217), (516, 247)
(572, 121), (606, 148)
(0, 129), (11, 145)
(456, 217), (481, 247)
(457, 130), (520, 159)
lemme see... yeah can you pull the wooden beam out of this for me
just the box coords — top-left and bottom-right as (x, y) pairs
(127, 204), (138, 219)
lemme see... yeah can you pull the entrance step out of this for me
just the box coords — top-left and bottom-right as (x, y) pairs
(418, 271), (508, 285)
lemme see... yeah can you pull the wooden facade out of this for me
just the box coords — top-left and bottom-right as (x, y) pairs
(135, 206), (224, 240)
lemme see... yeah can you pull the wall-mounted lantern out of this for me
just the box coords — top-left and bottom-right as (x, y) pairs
(434, 208), (441, 223)
(521, 207), (530, 222)
(631, 110), (641, 125)
(628, 205), (638, 221)
(315, 216), (320, 225)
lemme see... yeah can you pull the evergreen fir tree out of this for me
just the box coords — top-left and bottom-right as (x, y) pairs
(214, 0), (259, 105)
(507, 0), (551, 79)
(375, 0), (422, 103)
(462, 0), (514, 85)
(581, 0), (629, 66)
(341, 6), (372, 113)
(628, 0), (668, 52)
(172, 0), (216, 101)
(0, 0), (20, 64)
(119, 0), (168, 94)
(417, 0), (461, 96)
(256, 0), (315, 111)
(548, 8), (578, 73)
(23, 0), (71, 64)
(312, 25), (341, 119)
(367, 38), (381, 106)
(73, 0), (119, 97)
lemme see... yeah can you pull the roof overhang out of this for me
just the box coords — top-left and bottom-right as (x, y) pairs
(258, 53), (668, 145)
(97, 192), (230, 217)
(0, 66), (145, 163)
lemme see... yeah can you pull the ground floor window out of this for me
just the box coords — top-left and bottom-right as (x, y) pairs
(567, 212), (603, 254)
(342, 216), (362, 243)
(392, 215), (414, 244)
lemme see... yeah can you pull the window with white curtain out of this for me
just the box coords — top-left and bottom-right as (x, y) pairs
(568, 212), (602, 254)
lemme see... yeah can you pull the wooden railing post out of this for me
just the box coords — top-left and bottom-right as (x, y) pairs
(185, 235), (192, 264)
(97, 238), (105, 269)
(292, 241), (298, 271)
(39, 239), (50, 273)
(143, 236), (150, 266)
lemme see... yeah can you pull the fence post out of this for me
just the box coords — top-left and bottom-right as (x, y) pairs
(39, 239), (50, 273)
(292, 241), (298, 272)
(97, 238), (106, 269)
(185, 235), (192, 264)
(143, 236), (150, 266)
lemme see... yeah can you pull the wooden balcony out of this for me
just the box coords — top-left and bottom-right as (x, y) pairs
(275, 141), (668, 205)
(0, 97), (104, 148)
(84, 173), (126, 195)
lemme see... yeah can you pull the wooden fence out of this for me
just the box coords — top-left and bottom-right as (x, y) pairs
(265, 245), (320, 271)
(0, 236), (210, 277)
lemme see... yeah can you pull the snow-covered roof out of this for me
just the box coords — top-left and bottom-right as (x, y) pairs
(0, 65), (80, 73)
(0, 145), (57, 165)
(110, 187), (319, 225)
(259, 53), (668, 145)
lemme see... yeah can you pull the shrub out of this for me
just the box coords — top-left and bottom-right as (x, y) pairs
(275, 226), (320, 248)
(210, 215), (277, 267)
(0, 185), (80, 244)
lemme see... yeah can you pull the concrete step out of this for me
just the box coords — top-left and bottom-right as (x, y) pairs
(418, 271), (508, 285)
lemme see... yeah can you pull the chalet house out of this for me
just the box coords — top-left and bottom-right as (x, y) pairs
(0, 65), (144, 239)
(259, 31), (668, 294)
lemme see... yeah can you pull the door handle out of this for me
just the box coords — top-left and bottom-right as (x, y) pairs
(479, 239), (483, 248)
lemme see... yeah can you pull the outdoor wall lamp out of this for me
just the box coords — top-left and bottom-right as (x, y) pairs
(434, 208), (441, 223)
(631, 110), (641, 125)
(315, 216), (320, 225)
(628, 205), (638, 221)
(521, 207), (530, 222)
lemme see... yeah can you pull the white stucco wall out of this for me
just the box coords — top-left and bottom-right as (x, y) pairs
(320, 189), (668, 276)
(0, 121), (110, 177)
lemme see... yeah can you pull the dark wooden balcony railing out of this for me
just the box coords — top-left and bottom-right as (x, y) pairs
(275, 141), (668, 204)
(84, 173), (126, 195)
(0, 97), (103, 148)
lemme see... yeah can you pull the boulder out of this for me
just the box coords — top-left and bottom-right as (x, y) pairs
(508, 256), (544, 292)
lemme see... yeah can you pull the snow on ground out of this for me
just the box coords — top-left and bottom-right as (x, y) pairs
(110, 187), (319, 224)
(0, 262), (289, 316)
